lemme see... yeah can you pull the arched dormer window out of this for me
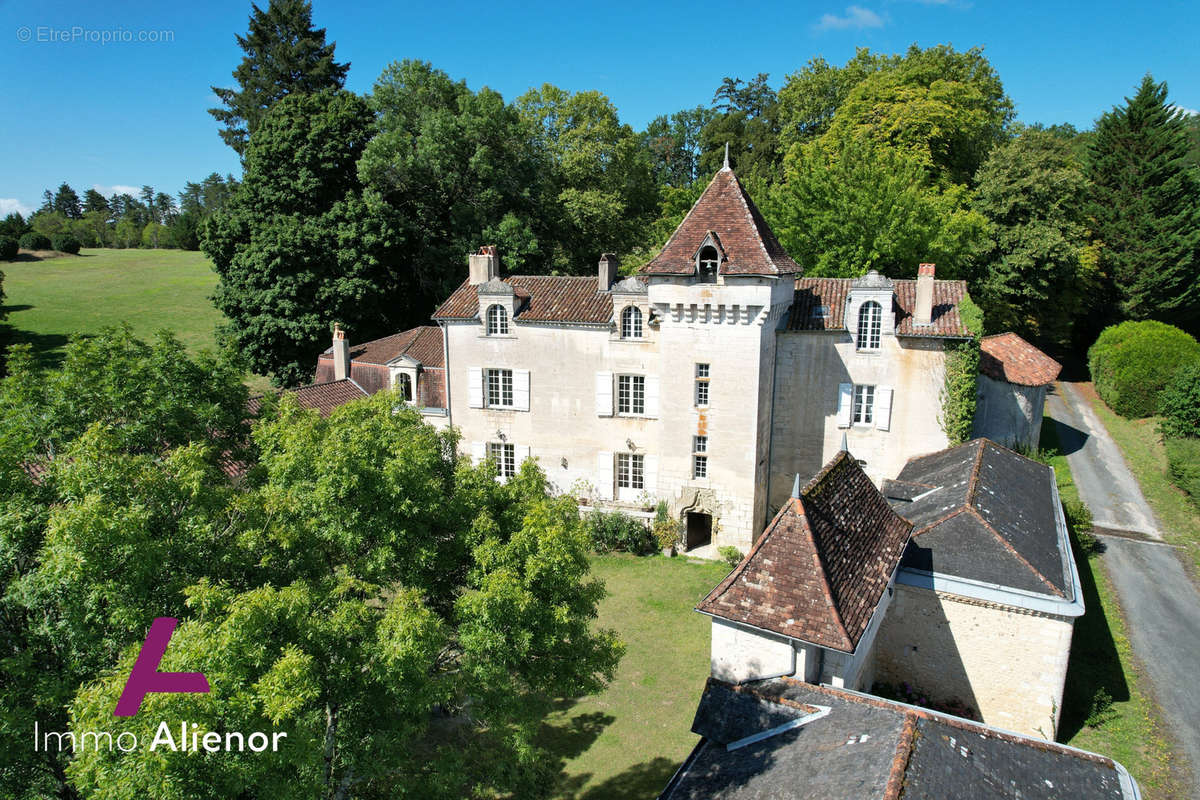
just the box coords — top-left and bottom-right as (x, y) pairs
(486, 304), (509, 335)
(856, 301), (882, 351)
(621, 306), (643, 339)
(697, 246), (719, 283)
(398, 372), (413, 402)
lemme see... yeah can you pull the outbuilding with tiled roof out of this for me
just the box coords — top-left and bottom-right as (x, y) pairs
(974, 332), (1062, 450)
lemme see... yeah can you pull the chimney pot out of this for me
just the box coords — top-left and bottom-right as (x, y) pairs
(915, 262), (935, 326)
(332, 323), (350, 381)
(469, 245), (499, 285)
(598, 253), (619, 292)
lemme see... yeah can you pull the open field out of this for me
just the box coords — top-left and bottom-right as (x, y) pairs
(542, 554), (730, 800)
(1, 248), (271, 390)
(1042, 416), (1185, 798)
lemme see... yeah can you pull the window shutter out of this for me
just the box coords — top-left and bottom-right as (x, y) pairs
(597, 451), (614, 499)
(467, 367), (483, 408)
(470, 441), (486, 464)
(518, 444), (531, 466)
(595, 372), (613, 417)
(644, 376), (660, 418)
(876, 386), (893, 431)
(836, 383), (853, 429)
(643, 454), (658, 494)
(513, 369), (530, 411)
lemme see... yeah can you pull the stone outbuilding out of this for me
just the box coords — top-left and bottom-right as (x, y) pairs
(973, 332), (1062, 450)
(874, 439), (1084, 739)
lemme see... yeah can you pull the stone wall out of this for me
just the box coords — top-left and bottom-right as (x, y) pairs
(873, 583), (1074, 739)
(974, 375), (1046, 450)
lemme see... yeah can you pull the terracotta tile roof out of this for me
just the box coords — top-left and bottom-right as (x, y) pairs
(433, 276), (618, 324)
(318, 326), (443, 367)
(641, 167), (800, 276)
(890, 439), (1073, 599)
(788, 277), (972, 337)
(697, 451), (912, 652)
(248, 378), (368, 419)
(663, 677), (1133, 800)
(980, 333), (1062, 386)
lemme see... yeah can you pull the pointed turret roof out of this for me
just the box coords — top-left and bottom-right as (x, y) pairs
(641, 166), (800, 277)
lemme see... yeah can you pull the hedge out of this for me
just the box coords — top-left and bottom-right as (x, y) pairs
(1088, 321), (1200, 418)
(1165, 437), (1200, 509)
(0, 237), (16, 261)
(51, 233), (81, 255)
(1159, 364), (1200, 440)
(585, 511), (655, 555)
(18, 232), (51, 251)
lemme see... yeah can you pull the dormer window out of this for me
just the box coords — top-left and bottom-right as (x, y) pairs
(857, 301), (882, 351)
(398, 372), (413, 402)
(486, 304), (509, 335)
(697, 246), (719, 283)
(621, 306), (643, 339)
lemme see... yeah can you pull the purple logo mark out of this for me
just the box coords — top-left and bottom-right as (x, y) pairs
(114, 617), (210, 717)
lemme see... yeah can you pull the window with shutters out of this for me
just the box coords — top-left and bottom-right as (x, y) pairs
(856, 301), (882, 351)
(620, 306), (643, 339)
(694, 363), (710, 407)
(485, 368), (513, 408)
(487, 442), (516, 478)
(617, 453), (644, 490)
(692, 435), (708, 479)
(853, 384), (875, 425)
(486, 304), (509, 335)
(617, 374), (645, 415)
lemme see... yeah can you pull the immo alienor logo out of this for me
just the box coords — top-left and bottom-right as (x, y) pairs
(114, 617), (210, 717)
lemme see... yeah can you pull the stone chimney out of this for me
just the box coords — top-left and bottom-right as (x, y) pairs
(332, 323), (350, 381)
(598, 253), (619, 292)
(469, 245), (499, 285)
(915, 262), (935, 326)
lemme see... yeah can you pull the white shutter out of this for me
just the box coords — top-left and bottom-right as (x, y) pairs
(836, 383), (853, 429)
(595, 372), (613, 417)
(468, 367), (484, 408)
(597, 451), (614, 500)
(513, 369), (530, 411)
(470, 441), (486, 464)
(518, 444), (531, 466)
(875, 386), (894, 431)
(644, 376), (659, 418)
(643, 454), (658, 494)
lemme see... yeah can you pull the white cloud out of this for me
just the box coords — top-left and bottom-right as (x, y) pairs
(1169, 105), (1199, 118)
(92, 183), (142, 198)
(816, 5), (885, 31)
(0, 198), (33, 218)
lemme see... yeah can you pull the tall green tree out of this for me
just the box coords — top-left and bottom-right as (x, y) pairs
(203, 90), (392, 386)
(209, 0), (350, 156)
(1086, 75), (1200, 333)
(972, 128), (1092, 345)
(641, 106), (717, 189)
(52, 183), (82, 220)
(698, 74), (781, 184)
(776, 48), (895, 150)
(82, 188), (109, 214)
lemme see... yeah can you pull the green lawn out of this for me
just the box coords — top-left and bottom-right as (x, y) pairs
(541, 554), (730, 800)
(2, 248), (270, 390)
(1042, 414), (1185, 798)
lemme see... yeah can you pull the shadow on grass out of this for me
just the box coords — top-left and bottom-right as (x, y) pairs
(555, 756), (681, 800)
(3, 328), (77, 369)
(1058, 533), (1129, 742)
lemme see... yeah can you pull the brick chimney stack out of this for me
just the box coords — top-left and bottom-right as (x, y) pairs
(332, 323), (350, 381)
(915, 262), (935, 326)
(599, 253), (619, 292)
(469, 245), (499, 285)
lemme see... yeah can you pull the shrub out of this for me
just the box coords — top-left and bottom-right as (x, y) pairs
(0, 237), (16, 260)
(586, 511), (655, 555)
(50, 233), (81, 254)
(1088, 321), (1200, 418)
(18, 232), (51, 251)
(1063, 498), (1099, 555)
(717, 546), (744, 568)
(1158, 364), (1200, 439)
(1166, 437), (1200, 508)
(651, 501), (678, 553)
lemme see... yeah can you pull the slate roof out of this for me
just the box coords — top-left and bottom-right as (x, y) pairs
(885, 439), (1073, 599)
(641, 166), (800, 276)
(696, 452), (912, 652)
(660, 677), (1135, 800)
(248, 378), (368, 419)
(432, 276), (622, 324)
(787, 277), (973, 338)
(317, 326), (444, 367)
(980, 333), (1062, 386)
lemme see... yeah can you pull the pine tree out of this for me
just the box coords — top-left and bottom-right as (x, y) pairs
(1086, 75), (1200, 333)
(209, 0), (350, 156)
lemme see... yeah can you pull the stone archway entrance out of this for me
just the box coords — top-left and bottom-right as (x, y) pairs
(675, 488), (719, 553)
(685, 512), (712, 550)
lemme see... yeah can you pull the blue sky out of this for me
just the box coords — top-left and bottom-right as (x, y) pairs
(1, 0), (1196, 218)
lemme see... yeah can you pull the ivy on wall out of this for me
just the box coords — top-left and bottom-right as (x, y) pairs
(940, 336), (981, 446)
